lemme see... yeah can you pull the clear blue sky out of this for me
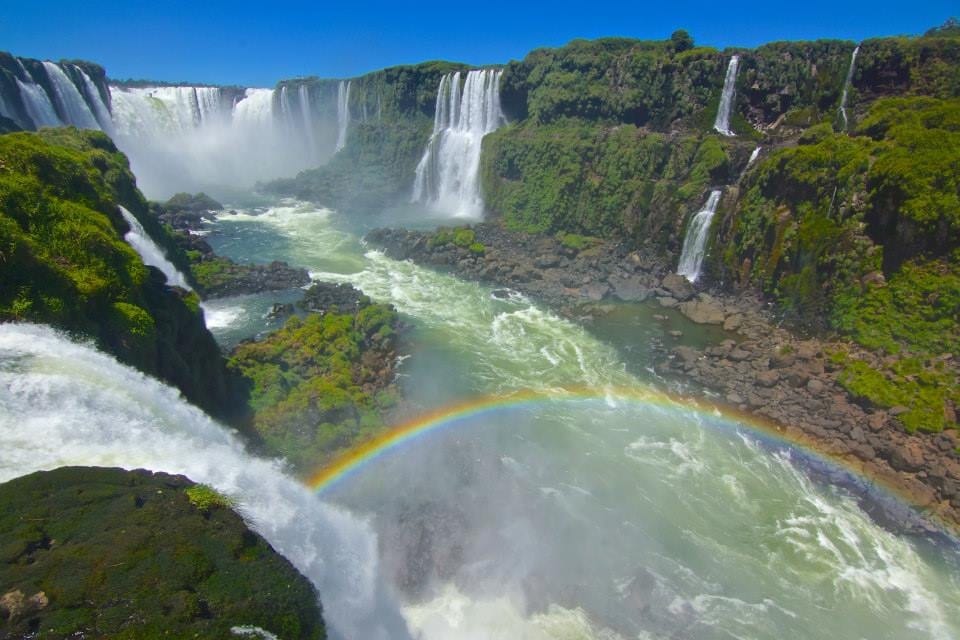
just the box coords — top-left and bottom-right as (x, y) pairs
(1, 1), (954, 86)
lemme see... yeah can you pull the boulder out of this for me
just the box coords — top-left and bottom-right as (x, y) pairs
(678, 294), (726, 325)
(660, 273), (694, 300)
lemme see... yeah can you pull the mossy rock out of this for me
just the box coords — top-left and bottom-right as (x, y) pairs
(0, 467), (325, 639)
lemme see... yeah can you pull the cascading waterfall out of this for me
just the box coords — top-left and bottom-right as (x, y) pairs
(747, 146), (761, 167)
(0, 323), (413, 640)
(75, 66), (113, 132)
(677, 190), (723, 282)
(118, 205), (192, 290)
(41, 61), (100, 129)
(335, 80), (351, 152)
(14, 77), (61, 127)
(839, 45), (860, 131)
(713, 55), (740, 136)
(411, 69), (505, 218)
(299, 84), (319, 163)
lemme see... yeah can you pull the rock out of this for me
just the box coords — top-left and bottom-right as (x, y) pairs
(300, 282), (370, 314)
(580, 281), (611, 301)
(889, 442), (926, 472)
(608, 274), (651, 301)
(723, 313), (745, 331)
(678, 294), (726, 325)
(658, 296), (679, 308)
(726, 392), (745, 405)
(673, 346), (700, 366)
(890, 405), (910, 416)
(756, 370), (781, 387)
(660, 273), (694, 300)
(669, 330), (683, 338)
(806, 378), (826, 394)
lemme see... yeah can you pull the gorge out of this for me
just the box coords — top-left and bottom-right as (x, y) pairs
(1, 18), (959, 640)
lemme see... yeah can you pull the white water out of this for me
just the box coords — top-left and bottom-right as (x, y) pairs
(713, 55), (740, 136)
(75, 66), (114, 132)
(41, 61), (100, 129)
(118, 205), (192, 290)
(0, 323), (412, 640)
(411, 69), (505, 218)
(839, 45), (860, 131)
(109, 85), (332, 197)
(747, 146), (761, 168)
(15, 77), (62, 128)
(677, 190), (723, 282)
(335, 80), (352, 152)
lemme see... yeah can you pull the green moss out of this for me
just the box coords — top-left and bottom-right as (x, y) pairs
(468, 242), (486, 255)
(185, 484), (234, 512)
(0, 467), (324, 639)
(837, 358), (958, 432)
(228, 305), (400, 473)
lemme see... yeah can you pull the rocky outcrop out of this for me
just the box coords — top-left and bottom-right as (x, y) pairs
(0, 467), (325, 639)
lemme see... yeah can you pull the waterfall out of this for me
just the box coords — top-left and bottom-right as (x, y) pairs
(41, 61), (100, 129)
(15, 77), (62, 127)
(747, 146), (761, 168)
(0, 323), (413, 640)
(677, 190), (723, 283)
(298, 84), (319, 163)
(75, 66), (113, 132)
(335, 80), (351, 152)
(839, 45), (860, 131)
(713, 55), (740, 136)
(109, 84), (334, 198)
(411, 69), (505, 218)
(118, 205), (192, 290)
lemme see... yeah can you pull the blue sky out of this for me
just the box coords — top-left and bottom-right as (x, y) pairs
(2, 1), (955, 86)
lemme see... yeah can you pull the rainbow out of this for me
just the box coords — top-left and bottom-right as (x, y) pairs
(309, 385), (839, 495)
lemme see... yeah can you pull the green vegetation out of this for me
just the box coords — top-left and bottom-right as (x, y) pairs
(228, 305), (400, 473)
(0, 129), (233, 418)
(185, 484), (235, 512)
(0, 467), (324, 639)
(481, 121), (733, 243)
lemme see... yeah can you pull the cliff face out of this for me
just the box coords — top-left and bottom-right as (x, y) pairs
(0, 128), (236, 420)
(0, 467), (325, 640)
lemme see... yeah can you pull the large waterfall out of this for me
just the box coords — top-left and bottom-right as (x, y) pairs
(713, 55), (740, 136)
(677, 190), (723, 282)
(118, 205), (192, 290)
(109, 84), (339, 198)
(335, 80), (351, 152)
(0, 323), (412, 640)
(411, 69), (505, 218)
(839, 45), (860, 131)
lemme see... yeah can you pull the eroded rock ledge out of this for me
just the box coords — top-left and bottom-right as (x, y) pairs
(367, 224), (960, 530)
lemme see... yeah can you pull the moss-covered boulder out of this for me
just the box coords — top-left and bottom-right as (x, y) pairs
(228, 286), (401, 473)
(0, 467), (324, 639)
(0, 128), (237, 420)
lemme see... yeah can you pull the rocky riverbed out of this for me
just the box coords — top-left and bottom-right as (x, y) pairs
(367, 224), (960, 530)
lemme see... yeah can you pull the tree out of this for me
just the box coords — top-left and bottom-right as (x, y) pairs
(671, 29), (694, 52)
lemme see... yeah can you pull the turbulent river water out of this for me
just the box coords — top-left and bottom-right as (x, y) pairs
(2, 197), (960, 639)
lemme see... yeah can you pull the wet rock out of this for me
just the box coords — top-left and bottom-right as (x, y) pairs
(580, 282), (611, 301)
(889, 442), (926, 473)
(300, 282), (370, 315)
(678, 294), (725, 325)
(806, 378), (826, 395)
(658, 296), (679, 308)
(660, 273), (693, 300)
(608, 274), (651, 302)
(756, 370), (781, 387)
(723, 313), (745, 331)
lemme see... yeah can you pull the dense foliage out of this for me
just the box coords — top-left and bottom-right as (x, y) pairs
(0, 129), (234, 419)
(0, 467), (324, 639)
(481, 121), (737, 245)
(228, 303), (400, 472)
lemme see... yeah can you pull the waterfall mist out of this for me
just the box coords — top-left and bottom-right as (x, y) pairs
(109, 84), (343, 199)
